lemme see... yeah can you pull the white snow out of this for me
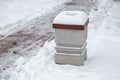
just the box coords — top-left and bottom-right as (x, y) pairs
(1, 0), (120, 80)
(53, 11), (88, 25)
(0, 0), (68, 36)
(0, 0), (65, 27)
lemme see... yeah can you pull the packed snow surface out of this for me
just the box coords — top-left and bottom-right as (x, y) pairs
(53, 11), (88, 25)
(0, 0), (66, 27)
(0, 0), (69, 36)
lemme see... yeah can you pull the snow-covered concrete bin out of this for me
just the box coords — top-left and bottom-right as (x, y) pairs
(53, 11), (89, 66)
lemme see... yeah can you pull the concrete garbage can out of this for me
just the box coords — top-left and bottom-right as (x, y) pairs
(53, 11), (89, 66)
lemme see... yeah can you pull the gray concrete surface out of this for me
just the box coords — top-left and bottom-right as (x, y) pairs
(55, 42), (87, 54)
(54, 11), (89, 65)
(55, 27), (87, 47)
(55, 48), (87, 66)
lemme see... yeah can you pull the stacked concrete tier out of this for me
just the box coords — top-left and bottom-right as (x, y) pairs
(53, 11), (89, 66)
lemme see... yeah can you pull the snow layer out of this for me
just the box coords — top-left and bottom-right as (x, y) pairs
(0, 0), (66, 27)
(0, 0), (69, 35)
(1, 0), (120, 80)
(53, 11), (88, 25)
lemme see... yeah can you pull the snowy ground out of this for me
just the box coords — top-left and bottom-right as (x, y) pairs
(0, 0), (96, 75)
(1, 0), (120, 80)
(0, 0), (67, 27)
(0, 0), (70, 35)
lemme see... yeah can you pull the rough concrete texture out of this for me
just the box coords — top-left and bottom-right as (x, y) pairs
(55, 26), (87, 47)
(54, 10), (89, 66)
(55, 42), (87, 54)
(55, 49), (87, 66)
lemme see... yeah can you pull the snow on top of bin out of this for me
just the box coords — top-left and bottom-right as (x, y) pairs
(53, 11), (88, 25)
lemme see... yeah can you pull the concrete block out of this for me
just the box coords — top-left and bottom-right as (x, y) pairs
(55, 42), (87, 54)
(84, 48), (87, 60)
(53, 11), (89, 47)
(55, 27), (87, 47)
(55, 49), (87, 66)
(53, 11), (89, 66)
